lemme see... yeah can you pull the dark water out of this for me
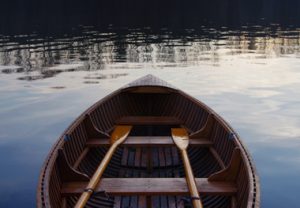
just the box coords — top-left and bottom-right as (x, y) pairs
(1, 1), (300, 207)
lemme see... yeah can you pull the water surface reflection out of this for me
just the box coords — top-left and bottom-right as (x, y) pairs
(1, 1), (300, 207)
(1, 26), (300, 84)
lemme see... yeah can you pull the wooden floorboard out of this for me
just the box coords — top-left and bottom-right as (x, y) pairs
(116, 116), (181, 125)
(86, 136), (213, 147)
(61, 178), (236, 196)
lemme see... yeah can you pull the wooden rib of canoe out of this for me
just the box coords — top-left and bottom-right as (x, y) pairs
(37, 74), (260, 208)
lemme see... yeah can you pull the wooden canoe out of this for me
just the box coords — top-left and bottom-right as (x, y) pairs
(37, 74), (260, 208)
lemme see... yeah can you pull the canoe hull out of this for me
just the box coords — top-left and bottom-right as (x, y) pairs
(37, 75), (260, 208)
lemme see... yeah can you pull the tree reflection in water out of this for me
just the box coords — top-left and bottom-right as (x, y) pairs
(1, 26), (300, 81)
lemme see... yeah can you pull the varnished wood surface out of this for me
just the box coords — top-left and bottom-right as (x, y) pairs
(171, 128), (203, 208)
(62, 178), (237, 196)
(37, 75), (260, 208)
(116, 116), (181, 125)
(86, 136), (213, 147)
(209, 148), (242, 182)
(74, 126), (132, 208)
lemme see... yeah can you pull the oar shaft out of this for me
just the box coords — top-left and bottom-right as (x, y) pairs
(171, 128), (203, 208)
(181, 150), (203, 208)
(74, 125), (131, 208)
(74, 143), (118, 208)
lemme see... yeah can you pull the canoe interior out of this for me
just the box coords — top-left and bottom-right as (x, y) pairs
(67, 145), (228, 207)
(38, 83), (259, 208)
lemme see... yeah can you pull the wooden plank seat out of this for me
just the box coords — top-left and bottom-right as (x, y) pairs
(116, 116), (181, 125)
(61, 178), (237, 196)
(86, 136), (213, 147)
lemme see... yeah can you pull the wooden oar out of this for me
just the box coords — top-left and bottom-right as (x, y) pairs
(75, 125), (132, 208)
(171, 128), (203, 208)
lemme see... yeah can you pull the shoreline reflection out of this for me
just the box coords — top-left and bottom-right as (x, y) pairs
(1, 26), (300, 82)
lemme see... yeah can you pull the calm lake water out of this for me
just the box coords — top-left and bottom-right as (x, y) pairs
(1, 1), (300, 207)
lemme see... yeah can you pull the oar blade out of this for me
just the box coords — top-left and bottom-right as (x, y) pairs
(171, 128), (189, 150)
(111, 125), (132, 144)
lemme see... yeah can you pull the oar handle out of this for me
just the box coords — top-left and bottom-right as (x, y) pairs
(181, 149), (203, 208)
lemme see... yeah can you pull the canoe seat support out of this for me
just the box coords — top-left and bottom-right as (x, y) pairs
(116, 116), (181, 125)
(208, 148), (242, 182)
(57, 149), (90, 182)
(83, 114), (109, 139)
(86, 136), (213, 147)
(61, 178), (237, 196)
(190, 114), (215, 139)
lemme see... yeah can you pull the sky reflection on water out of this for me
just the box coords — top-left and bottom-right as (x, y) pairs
(0, 24), (300, 207)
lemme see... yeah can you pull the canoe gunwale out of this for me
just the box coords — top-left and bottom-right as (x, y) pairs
(37, 76), (260, 208)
